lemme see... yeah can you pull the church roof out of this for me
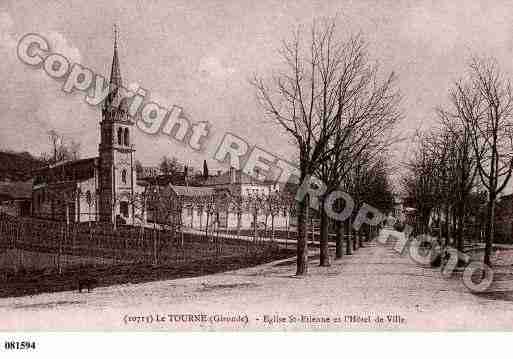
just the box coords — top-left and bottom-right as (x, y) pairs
(33, 157), (97, 185)
(0, 180), (33, 200)
(34, 157), (97, 173)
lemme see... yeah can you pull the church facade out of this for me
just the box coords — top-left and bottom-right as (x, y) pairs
(32, 34), (144, 225)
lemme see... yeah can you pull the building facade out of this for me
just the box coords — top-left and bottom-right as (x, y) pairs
(31, 33), (143, 224)
(202, 167), (281, 197)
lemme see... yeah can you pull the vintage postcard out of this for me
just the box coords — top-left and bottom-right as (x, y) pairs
(1, 0), (513, 344)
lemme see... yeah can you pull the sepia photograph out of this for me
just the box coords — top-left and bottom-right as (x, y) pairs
(1, 1), (513, 352)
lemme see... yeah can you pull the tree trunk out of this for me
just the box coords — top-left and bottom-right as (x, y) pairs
(264, 214), (268, 238)
(484, 196), (496, 266)
(319, 204), (330, 266)
(335, 220), (344, 259)
(444, 203), (451, 246)
(296, 196), (309, 276)
(271, 215), (275, 241)
(456, 201), (465, 253)
(253, 211), (257, 242)
(345, 219), (352, 255)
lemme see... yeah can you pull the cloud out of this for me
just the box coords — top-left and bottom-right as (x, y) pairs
(0, 11), (91, 156)
(0, 10), (16, 48)
(400, 4), (461, 52)
(127, 82), (140, 92)
(198, 56), (235, 79)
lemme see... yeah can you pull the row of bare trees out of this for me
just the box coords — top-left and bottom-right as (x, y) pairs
(404, 57), (513, 266)
(41, 130), (81, 164)
(253, 18), (401, 275)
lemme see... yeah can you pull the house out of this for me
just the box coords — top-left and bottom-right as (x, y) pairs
(145, 183), (221, 228)
(202, 167), (281, 197)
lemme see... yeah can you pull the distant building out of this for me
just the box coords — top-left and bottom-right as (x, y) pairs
(202, 167), (281, 197)
(139, 166), (162, 179)
(144, 183), (217, 227)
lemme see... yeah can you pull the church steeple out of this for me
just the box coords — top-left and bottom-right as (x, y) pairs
(110, 24), (122, 89)
(98, 24), (136, 225)
(105, 24), (124, 111)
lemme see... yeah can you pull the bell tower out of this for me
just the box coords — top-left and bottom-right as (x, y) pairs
(98, 25), (136, 224)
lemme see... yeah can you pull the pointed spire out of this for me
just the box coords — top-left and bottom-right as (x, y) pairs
(105, 24), (124, 112)
(110, 24), (122, 89)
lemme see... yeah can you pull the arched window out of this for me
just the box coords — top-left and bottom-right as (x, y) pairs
(117, 128), (123, 145)
(121, 169), (127, 184)
(124, 128), (129, 146)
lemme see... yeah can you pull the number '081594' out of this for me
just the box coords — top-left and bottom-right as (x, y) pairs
(4, 341), (36, 350)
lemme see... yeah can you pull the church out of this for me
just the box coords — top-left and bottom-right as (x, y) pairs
(31, 32), (144, 225)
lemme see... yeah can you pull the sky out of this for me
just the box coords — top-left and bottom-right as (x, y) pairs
(2, 0), (513, 180)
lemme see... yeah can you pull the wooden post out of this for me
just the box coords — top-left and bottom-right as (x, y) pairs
(310, 218), (314, 245)
(16, 223), (22, 273)
(237, 211), (241, 240)
(285, 212), (289, 249)
(271, 215), (275, 242)
(57, 224), (62, 274)
(205, 211), (209, 241)
(153, 222), (157, 265)
(253, 209), (257, 242)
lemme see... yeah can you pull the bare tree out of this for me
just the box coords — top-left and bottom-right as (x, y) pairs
(43, 130), (81, 164)
(69, 140), (81, 161)
(48, 130), (61, 164)
(316, 63), (401, 263)
(437, 111), (478, 252)
(451, 57), (513, 265)
(253, 18), (401, 273)
(426, 127), (458, 242)
(402, 131), (441, 235)
(253, 19), (345, 275)
(160, 156), (179, 176)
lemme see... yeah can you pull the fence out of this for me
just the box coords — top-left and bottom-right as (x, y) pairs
(0, 213), (279, 277)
